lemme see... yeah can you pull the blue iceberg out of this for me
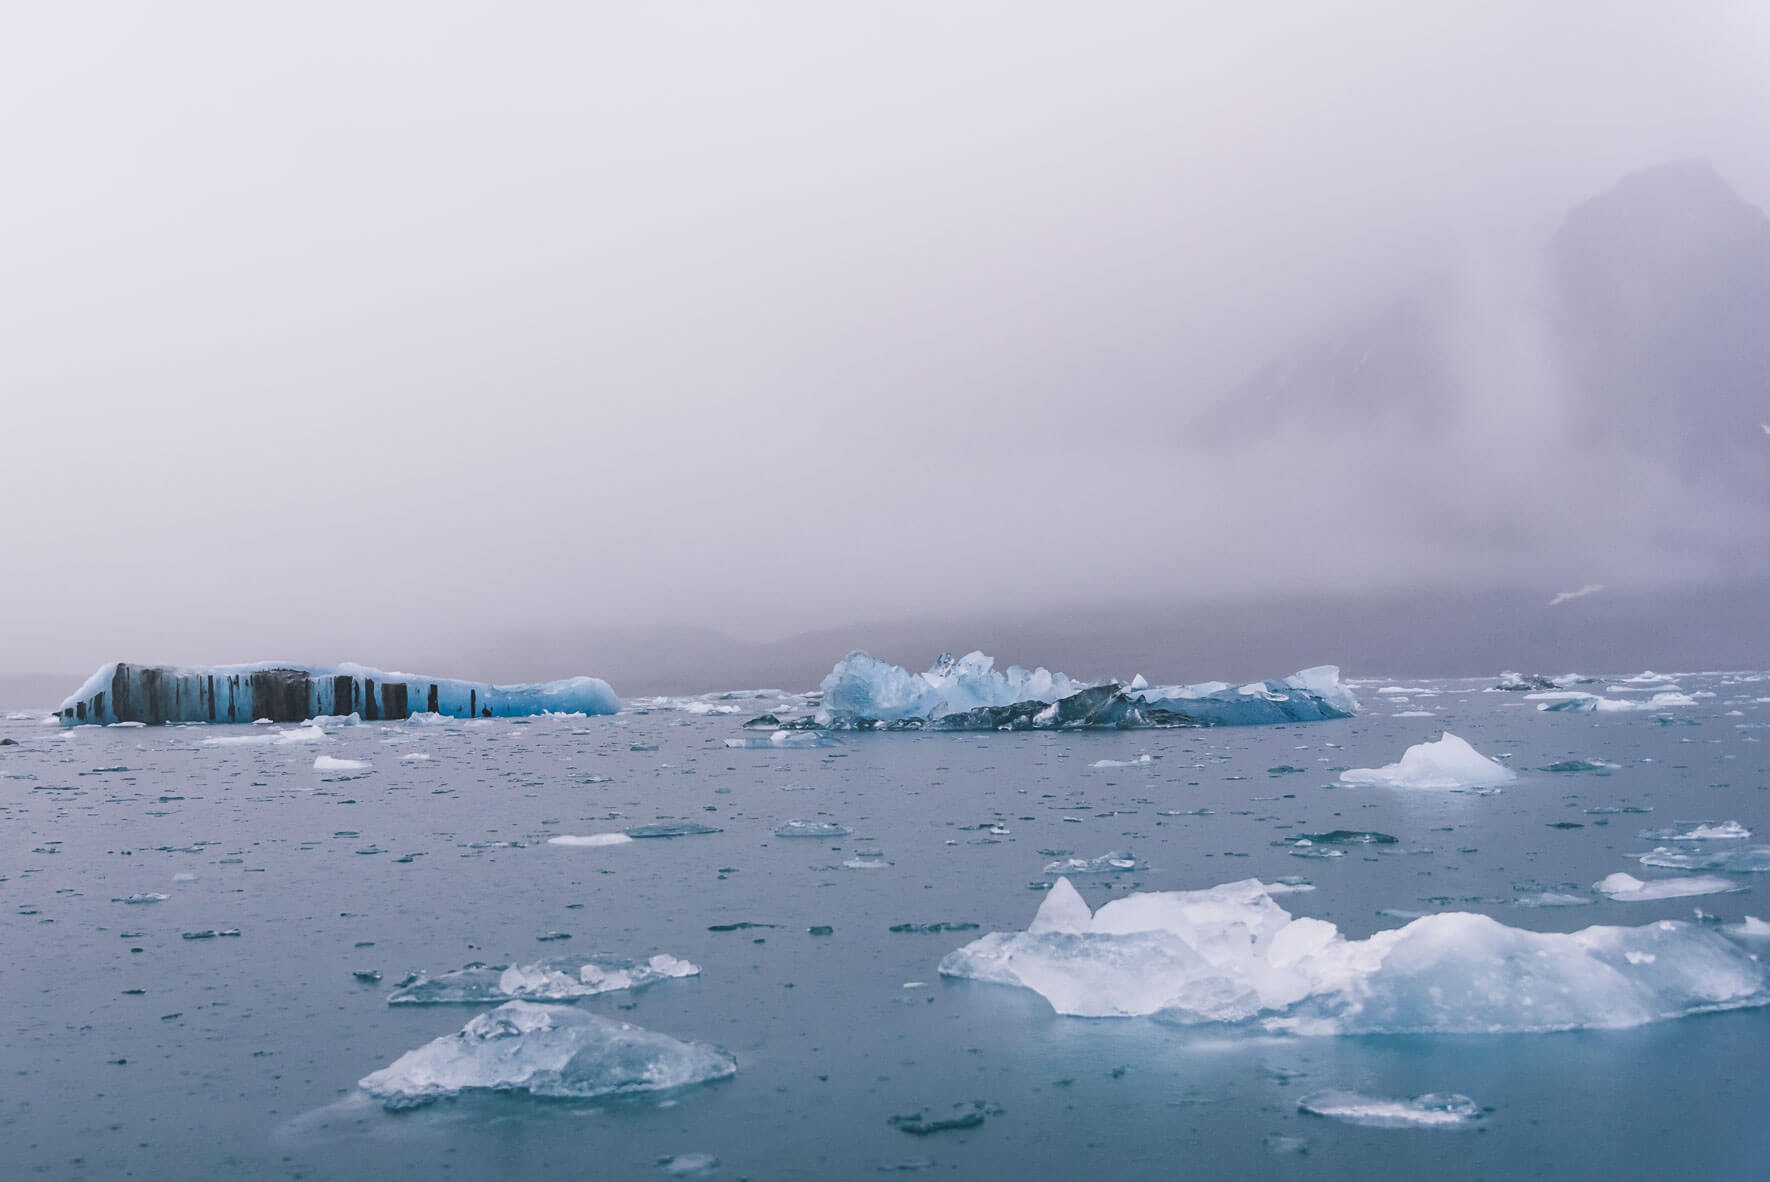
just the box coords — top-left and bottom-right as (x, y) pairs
(812, 651), (1356, 730)
(56, 661), (618, 726)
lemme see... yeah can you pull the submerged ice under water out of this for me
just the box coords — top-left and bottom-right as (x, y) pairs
(3, 668), (1769, 1180)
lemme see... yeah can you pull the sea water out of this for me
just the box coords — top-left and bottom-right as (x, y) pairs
(2, 672), (1767, 1179)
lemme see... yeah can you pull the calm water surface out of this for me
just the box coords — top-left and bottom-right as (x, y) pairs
(3, 672), (1767, 1180)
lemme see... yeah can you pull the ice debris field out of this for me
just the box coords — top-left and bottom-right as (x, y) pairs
(3, 658), (1769, 1180)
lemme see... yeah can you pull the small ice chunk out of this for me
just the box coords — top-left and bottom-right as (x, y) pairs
(1593, 873), (1741, 901)
(774, 820), (853, 838)
(1298, 1091), (1481, 1129)
(1339, 733), (1515, 790)
(548, 833), (635, 848)
(390, 955), (698, 1004)
(626, 823), (722, 839)
(358, 1001), (734, 1108)
(1090, 754), (1154, 769)
(1636, 846), (1770, 873)
(1637, 821), (1751, 841)
(889, 1101), (994, 1134)
(314, 755), (369, 771)
(1043, 850), (1141, 875)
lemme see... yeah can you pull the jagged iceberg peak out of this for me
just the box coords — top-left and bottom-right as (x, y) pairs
(56, 661), (618, 726)
(357, 1001), (735, 1109)
(937, 877), (1769, 1032)
(812, 651), (1356, 730)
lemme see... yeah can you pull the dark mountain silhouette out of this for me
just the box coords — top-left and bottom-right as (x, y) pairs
(1193, 159), (1770, 487)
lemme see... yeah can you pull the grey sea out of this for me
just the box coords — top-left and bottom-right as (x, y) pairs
(3, 671), (1767, 1180)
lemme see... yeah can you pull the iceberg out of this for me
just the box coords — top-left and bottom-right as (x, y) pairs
(57, 661), (618, 726)
(358, 1001), (734, 1108)
(937, 877), (1769, 1031)
(812, 651), (1356, 730)
(1339, 732), (1515, 789)
(388, 955), (699, 1005)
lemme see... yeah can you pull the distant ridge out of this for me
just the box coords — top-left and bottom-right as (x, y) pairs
(1192, 159), (1770, 487)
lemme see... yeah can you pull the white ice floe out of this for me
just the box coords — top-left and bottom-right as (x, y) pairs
(1592, 873), (1741, 902)
(1636, 845), (1770, 873)
(1090, 754), (1154, 768)
(937, 877), (1768, 1031)
(313, 755), (369, 771)
(1637, 821), (1751, 841)
(1298, 1090), (1481, 1129)
(389, 954), (697, 1005)
(204, 724), (331, 747)
(358, 1001), (733, 1108)
(1532, 691), (1696, 713)
(1339, 733), (1515, 789)
(547, 833), (635, 848)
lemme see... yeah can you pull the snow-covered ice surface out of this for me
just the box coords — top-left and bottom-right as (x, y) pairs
(4, 670), (1770, 1179)
(1339, 732), (1517, 789)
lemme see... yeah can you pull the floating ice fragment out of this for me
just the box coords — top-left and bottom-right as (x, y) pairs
(1496, 672), (1557, 692)
(1043, 850), (1141, 875)
(1090, 754), (1154, 769)
(119, 893), (167, 904)
(1512, 891), (1592, 908)
(656, 1153), (720, 1177)
(313, 755), (369, 771)
(1339, 733), (1515, 789)
(358, 1001), (734, 1108)
(1728, 916), (1770, 938)
(889, 1101), (996, 1134)
(1298, 1091), (1481, 1129)
(1535, 692), (1697, 713)
(1637, 821), (1751, 841)
(774, 820), (853, 838)
(724, 730), (838, 749)
(1636, 846), (1770, 873)
(626, 823), (723, 839)
(1592, 873), (1741, 901)
(548, 833), (635, 848)
(389, 955), (698, 1005)
(938, 877), (1769, 1029)
(1541, 759), (1618, 774)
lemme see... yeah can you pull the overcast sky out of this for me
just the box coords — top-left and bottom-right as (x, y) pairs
(4, 2), (1768, 675)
